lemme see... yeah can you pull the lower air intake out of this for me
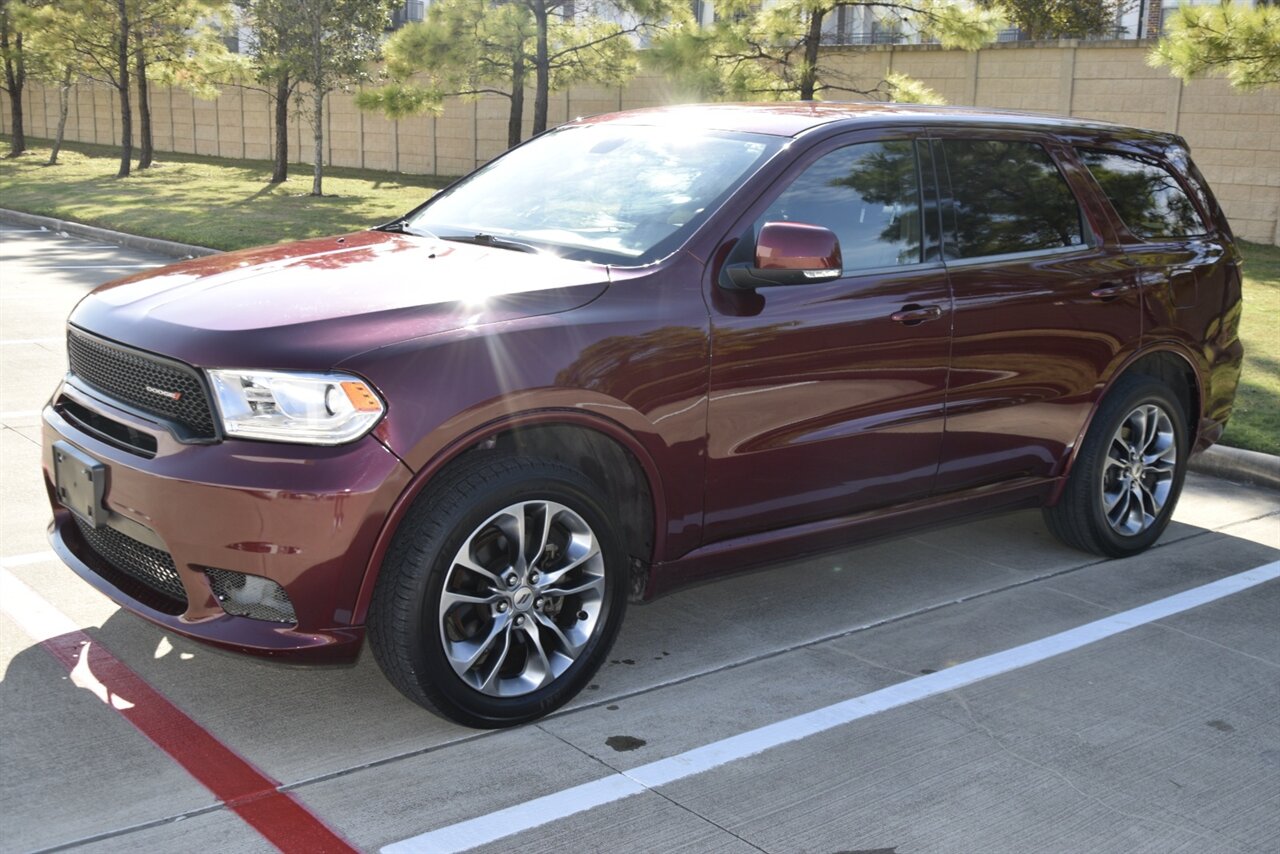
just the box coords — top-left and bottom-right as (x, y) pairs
(73, 516), (187, 615)
(204, 568), (297, 623)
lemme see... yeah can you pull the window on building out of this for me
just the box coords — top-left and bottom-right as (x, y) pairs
(940, 139), (1084, 258)
(1078, 149), (1206, 239)
(390, 1), (426, 29)
(757, 141), (923, 272)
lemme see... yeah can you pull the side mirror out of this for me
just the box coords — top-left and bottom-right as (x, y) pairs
(721, 221), (843, 290)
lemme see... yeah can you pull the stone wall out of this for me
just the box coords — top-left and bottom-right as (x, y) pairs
(3, 40), (1277, 244)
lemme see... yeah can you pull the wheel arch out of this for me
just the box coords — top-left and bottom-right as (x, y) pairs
(1048, 345), (1202, 506)
(353, 410), (664, 625)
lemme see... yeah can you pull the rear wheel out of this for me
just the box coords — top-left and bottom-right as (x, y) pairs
(1044, 374), (1188, 557)
(368, 454), (627, 727)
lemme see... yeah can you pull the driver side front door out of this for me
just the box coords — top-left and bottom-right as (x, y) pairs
(703, 132), (953, 545)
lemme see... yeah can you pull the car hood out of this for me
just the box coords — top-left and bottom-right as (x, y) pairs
(69, 230), (611, 370)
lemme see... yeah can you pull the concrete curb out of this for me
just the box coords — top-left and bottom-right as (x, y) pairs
(1190, 444), (1280, 491)
(0, 208), (218, 259)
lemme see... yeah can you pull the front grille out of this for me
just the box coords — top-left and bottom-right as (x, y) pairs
(73, 517), (187, 615)
(67, 328), (218, 440)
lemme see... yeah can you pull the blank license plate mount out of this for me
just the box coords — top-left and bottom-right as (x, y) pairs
(53, 441), (108, 528)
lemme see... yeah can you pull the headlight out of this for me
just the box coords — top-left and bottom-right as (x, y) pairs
(208, 369), (385, 445)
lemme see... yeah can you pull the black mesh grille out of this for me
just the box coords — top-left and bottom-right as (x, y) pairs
(67, 328), (217, 440)
(205, 568), (297, 623)
(73, 517), (187, 615)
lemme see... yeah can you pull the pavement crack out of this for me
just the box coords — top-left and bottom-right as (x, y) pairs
(1, 425), (40, 447)
(532, 724), (772, 853)
(821, 646), (920, 679)
(533, 722), (626, 775)
(641, 788), (773, 854)
(1146, 619), (1280, 669)
(1042, 585), (1121, 612)
(27, 804), (226, 853)
(944, 690), (1249, 853)
(1039, 578), (1280, 670)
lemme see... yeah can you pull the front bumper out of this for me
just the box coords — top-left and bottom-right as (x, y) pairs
(42, 380), (413, 663)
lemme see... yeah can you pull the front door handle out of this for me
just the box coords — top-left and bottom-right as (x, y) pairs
(1090, 283), (1133, 301)
(891, 304), (943, 325)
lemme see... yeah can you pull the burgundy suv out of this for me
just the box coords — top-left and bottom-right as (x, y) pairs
(42, 104), (1243, 727)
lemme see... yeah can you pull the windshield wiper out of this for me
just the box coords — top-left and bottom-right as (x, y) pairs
(442, 233), (543, 254)
(380, 219), (437, 239)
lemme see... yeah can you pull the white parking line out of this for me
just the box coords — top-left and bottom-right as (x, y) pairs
(43, 264), (165, 270)
(0, 551), (57, 568)
(0, 567), (79, 641)
(0, 410), (41, 421)
(384, 560), (1280, 854)
(0, 337), (63, 346)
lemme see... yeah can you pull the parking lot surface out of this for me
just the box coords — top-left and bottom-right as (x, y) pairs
(2, 223), (1278, 853)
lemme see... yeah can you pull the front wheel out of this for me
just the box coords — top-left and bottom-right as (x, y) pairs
(1044, 374), (1189, 558)
(368, 455), (628, 727)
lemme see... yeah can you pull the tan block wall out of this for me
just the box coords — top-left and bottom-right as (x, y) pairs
(3, 40), (1277, 243)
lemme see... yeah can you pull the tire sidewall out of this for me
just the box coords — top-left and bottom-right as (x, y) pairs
(402, 463), (627, 727)
(1080, 378), (1189, 556)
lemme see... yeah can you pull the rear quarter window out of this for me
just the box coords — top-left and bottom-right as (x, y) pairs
(1078, 149), (1206, 240)
(940, 139), (1085, 259)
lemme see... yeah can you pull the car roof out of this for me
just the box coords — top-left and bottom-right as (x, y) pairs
(573, 102), (1179, 146)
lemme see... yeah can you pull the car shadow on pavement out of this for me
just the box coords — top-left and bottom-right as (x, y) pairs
(2, 511), (1277, 852)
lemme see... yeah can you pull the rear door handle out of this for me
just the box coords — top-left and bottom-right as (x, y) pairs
(891, 304), (944, 325)
(1090, 283), (1133, 301)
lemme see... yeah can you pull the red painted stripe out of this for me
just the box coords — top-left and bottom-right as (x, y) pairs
(40, 631), (359, 854)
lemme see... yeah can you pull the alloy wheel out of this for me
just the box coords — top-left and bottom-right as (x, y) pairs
(1100, 403), (1178, 536)
(437, 500), (605, 697)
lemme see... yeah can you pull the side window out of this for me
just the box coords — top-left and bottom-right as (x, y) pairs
(940, 139), (1085, 259)
(757, 141), (922, 272)
(1078, 149), (1206, 239)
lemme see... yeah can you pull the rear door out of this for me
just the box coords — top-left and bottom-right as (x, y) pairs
(931, 131), (1141, 493)
(1074, 145), (1236, 377)
(703, 129), (953, 544)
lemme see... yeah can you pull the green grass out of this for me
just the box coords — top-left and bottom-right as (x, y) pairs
(1222, 241), (1280, 456)
(0, 136), (448, 251)
(1, 135), (1276, 455)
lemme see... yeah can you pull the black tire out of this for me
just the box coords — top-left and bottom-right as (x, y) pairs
(1044, 374), (1189, 558)
(368, 454), (628, 727)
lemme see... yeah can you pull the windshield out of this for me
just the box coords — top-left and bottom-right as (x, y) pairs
(408, 124), (782, 265)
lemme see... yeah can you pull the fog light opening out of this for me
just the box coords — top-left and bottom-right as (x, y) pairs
(203, 568), (297, 624)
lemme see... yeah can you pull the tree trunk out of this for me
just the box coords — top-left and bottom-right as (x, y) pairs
(135, 35), (152, 169)
(271, 72), (289, 183)
(532, 0), (549, 135)
(48, 68), (72, 166)
(507, 54), (525, 149)
(310, 87), (323, 196)
(115, 0), (132, 177)
(799, 10), (824, 101)
(2, 26), (25, 157)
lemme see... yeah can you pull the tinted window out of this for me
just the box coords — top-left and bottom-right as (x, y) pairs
(941, 139), (1085, 259)
(758, 141), (922, 271)
(1078, 149), (1206, 239)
